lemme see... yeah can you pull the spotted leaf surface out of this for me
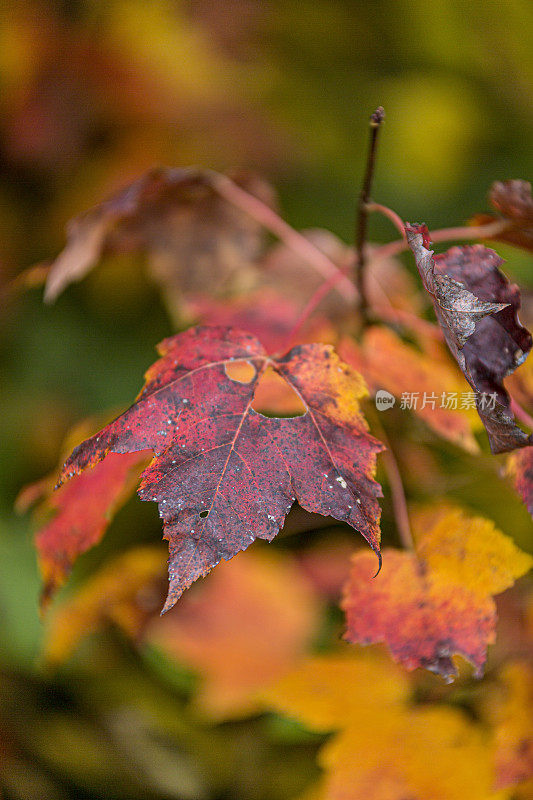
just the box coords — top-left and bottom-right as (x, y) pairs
(58, 326), (383, 612)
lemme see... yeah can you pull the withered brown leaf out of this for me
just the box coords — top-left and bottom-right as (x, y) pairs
(44, 167), (275, 309)
(471, 180), (533, 252)
(406, 224), (532, 453)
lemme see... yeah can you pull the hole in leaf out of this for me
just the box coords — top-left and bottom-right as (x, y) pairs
(252, 366), (306, 417)
(224, 360), (257, 384)
(199, 510), (209, 518)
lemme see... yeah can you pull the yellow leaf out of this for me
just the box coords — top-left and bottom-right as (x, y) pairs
(262, 651), (409, 732)
(322, 706), (507, 800)
(413, 506), (533, 598)
(485, 662), (533, 789)
(264, 652), (509, 800)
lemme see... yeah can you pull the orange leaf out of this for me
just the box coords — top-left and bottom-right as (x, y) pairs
(340, 328), (479, 452)
(342, 506), (532, 679)
(18, 421), (149, 608)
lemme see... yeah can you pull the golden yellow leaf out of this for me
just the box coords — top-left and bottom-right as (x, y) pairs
(485, 662), (533, 789)
(264, 652), (509, 800)
(262, 651), (409, 732)
(413, 506), (533, 598)
(322, 706), (507, 800)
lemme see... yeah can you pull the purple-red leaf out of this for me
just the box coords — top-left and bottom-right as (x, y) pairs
(58, 326), (383, 612)
(406, 224), (532, 453)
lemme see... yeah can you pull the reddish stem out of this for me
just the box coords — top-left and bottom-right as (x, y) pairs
(370, 305), (443, 340)
(282, 269), (348, 350)
(382, 447), (413, 551)
(371, 219), (511, 261)
(367, 407), (414, 551)
(365, 202), (406, 239)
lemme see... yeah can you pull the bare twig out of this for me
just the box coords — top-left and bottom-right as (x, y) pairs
(355, 106), (385, 323)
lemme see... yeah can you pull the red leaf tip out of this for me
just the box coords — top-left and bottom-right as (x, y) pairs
(405, 223), (432, 249)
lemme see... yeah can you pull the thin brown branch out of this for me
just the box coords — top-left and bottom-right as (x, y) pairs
(355, 106), (385, 323)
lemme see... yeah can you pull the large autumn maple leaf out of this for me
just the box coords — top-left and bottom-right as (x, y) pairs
(58, 326), (383, 612)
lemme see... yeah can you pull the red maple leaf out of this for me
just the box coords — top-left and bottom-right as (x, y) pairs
(58, 326), (384, 612)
